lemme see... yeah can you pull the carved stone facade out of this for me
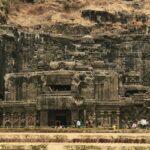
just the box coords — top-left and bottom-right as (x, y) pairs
(0, 18), (150, 128)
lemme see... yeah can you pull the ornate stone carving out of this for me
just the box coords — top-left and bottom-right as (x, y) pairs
(28, 114), (35, 126)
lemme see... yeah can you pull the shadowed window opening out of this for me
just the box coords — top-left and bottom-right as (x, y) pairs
(49, 85), (71, 92)
(125, 90), (139, 97)
(25, 0), (34, 3)
(0, 94), (4, 99)
(125, 89), (146, 97)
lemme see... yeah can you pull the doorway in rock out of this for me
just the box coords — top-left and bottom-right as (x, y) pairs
(56, 116), (67, 126)
(48, 110), (71, 127)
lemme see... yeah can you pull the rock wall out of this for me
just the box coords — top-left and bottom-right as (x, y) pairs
(0, 0), (150, 128)
(1, 22), (149, 98)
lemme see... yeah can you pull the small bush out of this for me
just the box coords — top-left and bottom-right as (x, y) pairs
(30, 144), (47, 150)
(1, 0), (9, 16)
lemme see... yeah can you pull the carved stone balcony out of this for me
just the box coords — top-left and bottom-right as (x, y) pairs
(0, 100), (36, 107)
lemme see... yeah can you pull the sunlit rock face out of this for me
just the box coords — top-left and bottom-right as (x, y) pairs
(0, 0), (150, 128)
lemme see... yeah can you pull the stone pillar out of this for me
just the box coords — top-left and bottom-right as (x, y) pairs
(18, 113), (21, 128)
(100, 111), (104, 127)
(83, 109), (87, 126)
(101, 83), (104, 100)
(34, 113), (36, 127)
(11, 113), (13, 128)
(2, 113), (5, 128)
(93, 112), (96, 127)
(26, 114), (28, 128)
(36, 111), (40, 127)
(116, 111), (120, 129)
(22, 82), (27, 100)
(95, 83), (98, 99)
(108, 111), (112, 127)
(71, 110), (79, 127)
(40, 111), (48, 127)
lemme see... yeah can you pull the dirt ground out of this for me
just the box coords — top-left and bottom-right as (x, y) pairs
(0, 132), (150, 139)
(0, 142), (150, 150)
(0, 132), (149, 149)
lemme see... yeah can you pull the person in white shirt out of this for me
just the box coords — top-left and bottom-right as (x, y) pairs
(138, 118), (148, 129)
(132, 122), (137, 129)
(76, 120), (81, 128)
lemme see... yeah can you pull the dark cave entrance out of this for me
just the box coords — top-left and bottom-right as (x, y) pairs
(48, 110), (71, 127)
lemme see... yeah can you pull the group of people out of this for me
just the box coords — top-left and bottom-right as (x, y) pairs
(131, 119), (149, 129)
(54, 118), (149, 129)
(74, 120), (94, 128)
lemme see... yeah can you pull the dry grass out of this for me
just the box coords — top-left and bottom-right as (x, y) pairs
(7, 0), (93, 27)
(3, 0), (149, 27)
(0, 143), (150, 150)
(0, 132), (149, 143)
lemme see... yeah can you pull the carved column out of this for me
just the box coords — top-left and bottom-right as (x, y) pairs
(108, 111), (112, 127)
(22, 82), (27, 100)
(2, 113), (5, 128)
(40, 111), (48, 127)
(71, 110), (79, 127)
(34, 113), (36, 127)
(100, 111), (104, 127)
(26, 114), (28, 127)
(93, 111), (96, 127)
(36, 111), (40, 127)
(11, 113), (13, 128)
(83, 109), (87, 126)
(94, 83), (98, 99)
(100, 83), (104, 100)
(116, 111), (120, 129)
(18, 113), (21, 128)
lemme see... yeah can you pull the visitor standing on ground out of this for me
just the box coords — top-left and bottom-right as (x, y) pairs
(77, 120), (81, 128)
(132, 122), (137, 129)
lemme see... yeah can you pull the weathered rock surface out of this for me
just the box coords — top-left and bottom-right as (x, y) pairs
(0, 0), (150, 128)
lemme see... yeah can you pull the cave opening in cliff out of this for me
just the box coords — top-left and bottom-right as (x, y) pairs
(48, 110), (71, 127)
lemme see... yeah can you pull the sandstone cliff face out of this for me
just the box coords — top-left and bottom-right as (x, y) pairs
(0, 0), (150, 128)
(0, 0), (150, 99)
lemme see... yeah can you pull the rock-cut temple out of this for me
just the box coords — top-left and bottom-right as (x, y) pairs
(0, 23), (150, 128)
